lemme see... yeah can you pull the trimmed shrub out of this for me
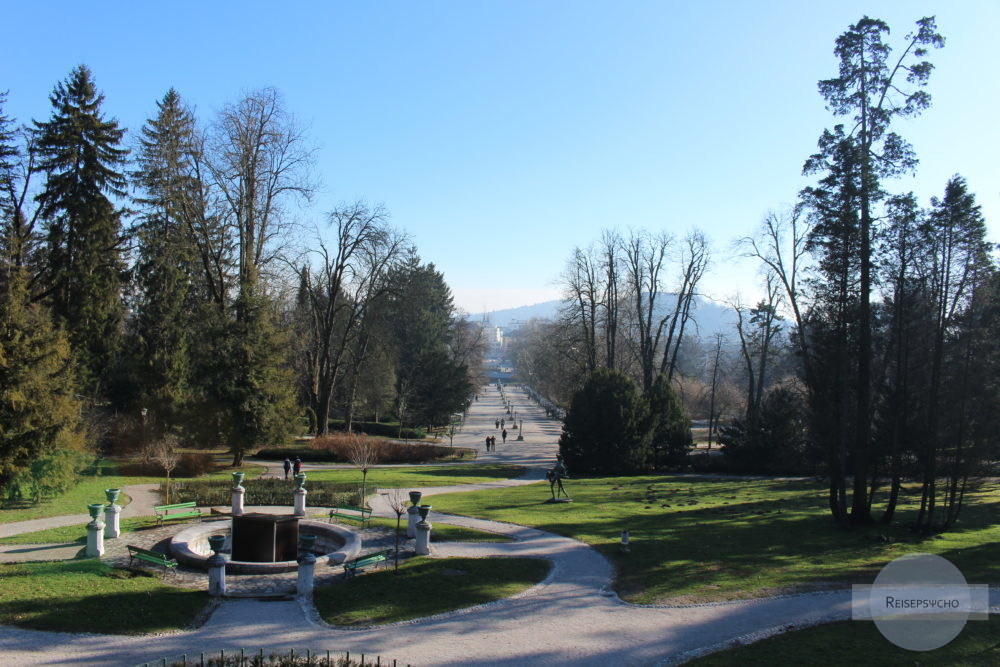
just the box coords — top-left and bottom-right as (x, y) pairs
(166, 478), (360, 507)
(177, 452), (215, 477)
(327, 420), (426, 440)
(117, 451), (215, 478)
(257, 434), (470, 464)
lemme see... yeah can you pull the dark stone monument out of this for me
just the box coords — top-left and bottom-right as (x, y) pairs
(231, 513), (299, 562)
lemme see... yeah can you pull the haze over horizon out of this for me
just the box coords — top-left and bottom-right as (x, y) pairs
(3, 1), (997, 313)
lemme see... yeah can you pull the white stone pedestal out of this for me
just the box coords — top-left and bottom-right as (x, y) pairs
(406, 505), (420, 538)
(86, 520), (105, 557)
(293, 488), (307, 516)
(208, 555), (226, 597)
(232, 486), (245, 516)
(297, 553), (317, 598)
(104, 504), (121, 539)
(415, 521), (432, 555)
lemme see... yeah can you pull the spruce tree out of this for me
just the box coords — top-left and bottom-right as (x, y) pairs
(559, 368), (651, 474)
(384, 252), (470, 427)
(128, 89), (200, 434)
(34, 65), (128, 397)
(647, 373), (692, 469)
(0, 91), (86, 495)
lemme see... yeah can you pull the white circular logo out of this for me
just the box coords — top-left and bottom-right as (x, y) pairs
(868, 553), (972, 651)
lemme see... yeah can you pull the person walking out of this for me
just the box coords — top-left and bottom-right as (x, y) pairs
(485, 435), (492, 452)
(283, 458), (291, 480)
(495, 418), (500, 429)
(501, 428), (507, 444)
(293, 457), (302, 476)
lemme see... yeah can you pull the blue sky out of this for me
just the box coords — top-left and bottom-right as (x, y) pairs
(3, 1), (997, 312)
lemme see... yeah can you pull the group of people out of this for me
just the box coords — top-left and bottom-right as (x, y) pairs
(484, 435), (498, 451)
(282, 457), (302, 479)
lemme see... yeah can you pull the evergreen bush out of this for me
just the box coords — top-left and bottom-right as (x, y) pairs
(166, 478), (359, 507)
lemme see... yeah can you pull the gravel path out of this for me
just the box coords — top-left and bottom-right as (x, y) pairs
(2, 386), (993, 665)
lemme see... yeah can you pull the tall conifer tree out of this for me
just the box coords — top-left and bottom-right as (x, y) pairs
(34, 65), (128, 397)
(128, 89), (200, 433)
(0, 94), (84, 493)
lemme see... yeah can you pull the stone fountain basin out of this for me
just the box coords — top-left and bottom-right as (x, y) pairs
(170, 518), (361, 574)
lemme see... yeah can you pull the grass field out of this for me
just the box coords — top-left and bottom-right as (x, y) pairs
(0, 475), (158, 524)
(313, 556), (550, 625)
(0, 517), (161, 545)
(361, 517), (512, 543)
(689, 617), (1000, 666)
(0, 560), (208, 634)
(429, 476), (1000, 604)
(302, 464), (523, 488)
(0, 458), (265, 524)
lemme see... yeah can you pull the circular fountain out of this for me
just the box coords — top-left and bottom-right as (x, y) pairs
(170, 516), (361, 574)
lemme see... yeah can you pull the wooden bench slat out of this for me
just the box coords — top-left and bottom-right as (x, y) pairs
(342, 549), (392, 578)
(154, 502), (202, 525)
(127, 545), (177, 572)
(154, 502), (198, 510)
(329, 506), (372, 526)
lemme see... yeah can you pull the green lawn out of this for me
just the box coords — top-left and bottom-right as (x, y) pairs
(303, 464), (523, 488)
(363, 517), (512, 543)
(690, 617), (1000, 666)
(430, 476), (1000, 604)
(0, 517), (161, 545)
(0, 559), (208, 634)
(313, 556), (550, 625)
(0, 475), (158, 524)
(0, 458), (265, 525)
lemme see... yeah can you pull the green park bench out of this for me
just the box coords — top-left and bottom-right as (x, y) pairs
(342, 549), (392, 578)
(154, 501), (202, 525)
(329, 505), (372, 527)
(127, 545), (178, 573)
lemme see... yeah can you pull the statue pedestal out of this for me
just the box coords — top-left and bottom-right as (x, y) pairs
(104, 504), (121, 539)
(232, 486), (245, 516)
(297, 552), (317, 598)
(415, 522), (432, 555)
(208, 554), (226, 597)
(293, 488), (307, 516)
(406, 506), (420, 538)
(86, 520), (105, 557)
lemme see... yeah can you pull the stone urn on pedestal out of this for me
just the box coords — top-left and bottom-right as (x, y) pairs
(415, 504), (433, 555)
(293, 473), (308, 516)
(85, 503), (105, 557)
(297, 534), (318, 598)
(207, 534), (227, 597)
(231, 472), (245, 516)
(406, 491), (422, 538)
(104, 488), (122, 539)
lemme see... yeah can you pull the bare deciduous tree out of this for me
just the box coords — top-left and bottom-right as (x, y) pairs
(147, 435), (180, 504)
(296, 202), (406, 434)
(347, 435), (379, 504)
(384, 487), (409, 571)
(208, 87), (315, 294)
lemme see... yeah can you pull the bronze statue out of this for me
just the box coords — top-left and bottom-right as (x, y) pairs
(546, 455), (569, 500)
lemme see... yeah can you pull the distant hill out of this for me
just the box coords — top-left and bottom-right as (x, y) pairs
(474, 296), (737, 340)
(473, 300), (562, 329)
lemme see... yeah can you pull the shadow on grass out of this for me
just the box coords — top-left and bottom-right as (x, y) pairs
(438, 475), (1000, 603)
(0, 560), (208, 634)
